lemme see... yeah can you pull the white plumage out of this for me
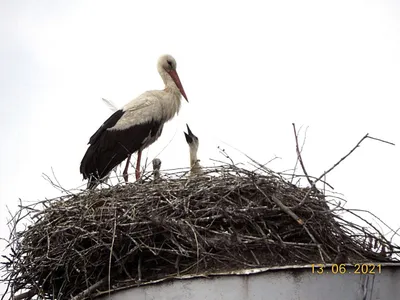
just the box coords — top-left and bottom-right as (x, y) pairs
(184, 124), (203, 176)
(80, 54), (188, 189)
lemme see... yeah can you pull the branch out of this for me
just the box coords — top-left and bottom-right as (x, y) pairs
(71, 277), (107, 300)
(254, 183), (330, 262)
(292, 124), (313, 186)
(108, 210), (117, 295)
(367, 135), (395, 146)
(41, 168), (72, 195)
(12, 289), (36, 300)
(296, 133), (395, 208)
(317, 133), (394, 186)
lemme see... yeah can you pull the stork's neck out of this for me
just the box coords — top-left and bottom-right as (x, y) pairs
(189, 146), (202, 175)
(190, 147), (197, 167)
(153, 169), (160, 181)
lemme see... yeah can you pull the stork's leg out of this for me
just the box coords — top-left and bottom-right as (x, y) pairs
(135, 150), (142, 181)
(123, 154), (132, 183)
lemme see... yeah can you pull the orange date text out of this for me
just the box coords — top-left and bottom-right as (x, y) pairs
(311, 264), (381, 274)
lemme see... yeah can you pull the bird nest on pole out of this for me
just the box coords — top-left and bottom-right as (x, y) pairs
(2, 163), (399, 300)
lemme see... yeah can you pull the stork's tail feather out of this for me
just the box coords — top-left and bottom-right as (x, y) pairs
(80, 142), (104, 189)
(80, 137), (129, 189)
(80, 143), (98, 180)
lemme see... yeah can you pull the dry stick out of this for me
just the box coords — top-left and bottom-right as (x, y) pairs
(333, 214), (396, 259)
(291, 125), (309, 183)
(184, 220), (200, 273)
(2, 201), (27, 300)
(249, 156), (281, 174)
(270, 194), (329, 262)
(108, 210), (117, 296)
(296, 133), (395, 208)
(315, 134), (394, 183)
(280, 172), (334, 190)
(367, 136), (395, 146)
(292, 123), (314, 186)
(70, 277), (107, 300)
(291, 124), (303, 182)
(217, 140), (281, 174)
(6, 163), (399, 297)
(348, 208), (400, 240)
(12, 288), (36, 300)
(254, 183), (330, 262)
(41, 168), (72, 195)
(390, 227), (400, 245)
(51, 167), (72, 195)
(345, 209), (392, 247)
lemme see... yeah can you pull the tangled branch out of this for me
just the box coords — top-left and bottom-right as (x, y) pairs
(1, 130), (397, 299)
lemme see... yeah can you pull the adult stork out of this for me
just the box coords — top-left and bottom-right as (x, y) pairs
(184, 124), (203, 176)
(80, 54), (188, 189)
(101, 98), (159, 184)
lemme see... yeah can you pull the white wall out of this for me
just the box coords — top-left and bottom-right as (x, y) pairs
(97, 264), (400, 300)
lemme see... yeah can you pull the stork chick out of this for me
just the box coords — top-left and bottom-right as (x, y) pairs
(184, 124), (203, 176)
(80, 55), (188, 189)
(152, 158), (162, 181)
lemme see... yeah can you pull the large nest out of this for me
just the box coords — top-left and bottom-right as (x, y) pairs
(2, 164), (399, 299)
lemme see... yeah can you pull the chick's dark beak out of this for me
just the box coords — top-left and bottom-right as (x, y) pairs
(184, 132), (193, 144)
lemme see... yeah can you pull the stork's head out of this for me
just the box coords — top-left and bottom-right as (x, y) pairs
(152, 158), (162, 171)
(158, 54), (188, 102)
(184, 124), (199, 151)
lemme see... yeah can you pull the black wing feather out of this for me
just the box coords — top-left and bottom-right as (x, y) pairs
(88, 109), (125, 145)
(80, 118), (163, 187)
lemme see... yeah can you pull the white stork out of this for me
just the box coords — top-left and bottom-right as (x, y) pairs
(101, 97), (160, 184)
(80, 54), (188, 189)
(184, 124), (202, 176)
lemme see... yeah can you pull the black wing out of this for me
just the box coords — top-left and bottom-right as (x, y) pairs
(80, 118), (163, 186)
(88, 109), (125, 145)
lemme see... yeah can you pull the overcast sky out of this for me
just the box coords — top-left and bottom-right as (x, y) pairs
(1, 0), (400, 293)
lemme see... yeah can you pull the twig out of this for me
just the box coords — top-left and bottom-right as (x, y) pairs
(108, 210), (117, 296)
(185, 220), (200, 273)
(271, 195), (330, 262)
(41, 169), (72, 196)
(291, 123), (313, 185)
(367, 136), (395, 146)
(12, 288), (36, 300)
(280, 172), (334, 190)
(292, 123), (313, 186)
(2, 158), (398, 298)
(296, 133), (395, 208)
(291, 124), (303, 181)
(254, 183), (330, 262)
(269, 194), (304, 226)
(71, 277), (107, 300)
(315, 133), (394, 187)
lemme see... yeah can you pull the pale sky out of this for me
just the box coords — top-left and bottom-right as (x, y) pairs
(1, 0), (400, 294)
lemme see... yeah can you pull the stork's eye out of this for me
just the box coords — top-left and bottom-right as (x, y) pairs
(167, 60), (173, 67)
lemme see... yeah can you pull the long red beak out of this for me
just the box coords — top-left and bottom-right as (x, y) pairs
(169, 70), (188, 102)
